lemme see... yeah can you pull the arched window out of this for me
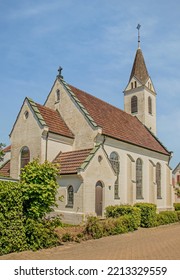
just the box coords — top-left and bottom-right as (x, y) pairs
(114, 178), (119, 199)
(131, 96), (138, 113)
(67, 185), (74, 207)
(134, 81), (137, 88)
(148, 96), (152, 114)
(136, 158), (143, 199)
(21, 146), (30, 169)
(110, 152), (119, 174)
(56, 89), (60, 102)
(110, 152), (120, 199)
(156, 163), (161, 198)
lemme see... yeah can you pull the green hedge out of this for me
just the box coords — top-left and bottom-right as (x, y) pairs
(84, 213), (140, 239)
(157, 211), (178, 226)
(105, 205), (141, 230)
(134, 203), (157, 228)
(0, 181), (27, 255)
(173, 203), (180, 211)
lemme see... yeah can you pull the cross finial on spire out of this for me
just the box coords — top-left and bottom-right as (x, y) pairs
(136, 24), (141, 48)
(57, 66), (63, 79)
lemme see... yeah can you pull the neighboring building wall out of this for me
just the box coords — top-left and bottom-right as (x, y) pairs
(0, 150), (11, 167)
(10, 101), (43, 179)
(45, 79), (99, 150)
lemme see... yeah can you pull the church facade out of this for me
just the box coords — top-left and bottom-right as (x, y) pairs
(0, 44), (173, 224)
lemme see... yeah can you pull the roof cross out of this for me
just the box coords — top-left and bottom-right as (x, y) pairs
(57, 66), (63, 78)
(137, 24), (141, 48)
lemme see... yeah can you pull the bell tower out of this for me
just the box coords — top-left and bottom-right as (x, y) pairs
(123, 25), (157, 135)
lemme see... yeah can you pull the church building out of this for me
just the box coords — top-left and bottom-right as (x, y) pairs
(0, 36), (174, 224)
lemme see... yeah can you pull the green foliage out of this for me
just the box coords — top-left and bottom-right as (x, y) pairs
(84, 213), (139, 239)
(25, 217), (61, 251)
(0, 181), (27, 255)
(105, 205), (141, 229)
(134, 203), (157, 228)
(156, 211), (178, 226)
(84, 216), (104, 239)
(0, 159), (62, 255)
(176, 210), (180, 221)
(0, 143), (5, 162)
(20, 159), (60, 219)
(173, 203), (180, 211)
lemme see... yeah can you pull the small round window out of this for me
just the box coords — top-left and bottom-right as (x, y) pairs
(24, 111), (29, 120)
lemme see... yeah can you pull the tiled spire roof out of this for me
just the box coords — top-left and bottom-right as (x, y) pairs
(129, 48), (149, 84)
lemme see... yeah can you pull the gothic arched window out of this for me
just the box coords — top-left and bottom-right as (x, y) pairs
(131, 96), (138, 113)
(136, 158), (143, 199)
(148, 96), (152, 114)
(110, 152), (119, 174)
(67, 185), (74, 207)
(21, 146), (30, 170)
(156, 163), (161, 199)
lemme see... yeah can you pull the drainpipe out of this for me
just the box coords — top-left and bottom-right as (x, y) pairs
(45, 131), (49, 161)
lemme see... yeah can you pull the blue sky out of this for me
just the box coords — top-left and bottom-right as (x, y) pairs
(0, 0), (179, 169)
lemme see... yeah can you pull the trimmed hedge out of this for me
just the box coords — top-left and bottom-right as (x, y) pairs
(0, 181), (27, 255)
(157, 211), (178, 226)
(134, 203), (157, 228)
(105, 205), (141, 230)
(173, 203), (180, 211)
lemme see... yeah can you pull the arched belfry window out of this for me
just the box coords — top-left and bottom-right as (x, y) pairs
(148, 96), (152, 114)
(110, 152), (119, 174)
(67, 185), (74, 207)
(156, 163), (161, 199)
(21, 146), (30, 169)
(136, 158), (143, 199)
(131, 96), (138, 113)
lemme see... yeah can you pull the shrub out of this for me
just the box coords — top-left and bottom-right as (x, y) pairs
(25, 216), (61, 251)
(20, 159), (60, 219)
(176, 211), (180, 221)
(84, 216), (104, 239)
(105, 205), (141, 229)
(173, 203), (180, 211)
(0, 181), (27, 255)
(157, 211), (178, 226)
(134, 203), (157, 228)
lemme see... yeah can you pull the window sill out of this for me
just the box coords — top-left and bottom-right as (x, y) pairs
(65, 205), (73, 208)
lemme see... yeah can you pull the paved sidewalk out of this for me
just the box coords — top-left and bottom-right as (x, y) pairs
(1, 223), (180, 260)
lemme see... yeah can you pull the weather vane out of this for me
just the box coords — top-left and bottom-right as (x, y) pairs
(137, 24), (141, 48)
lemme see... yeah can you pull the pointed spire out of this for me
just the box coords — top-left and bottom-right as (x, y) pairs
(129, 48), (149, 84)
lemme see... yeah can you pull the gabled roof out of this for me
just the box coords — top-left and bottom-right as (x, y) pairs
(0, 160), (10, 177)
(129, 48), (149, 84)
(35, 103), (74, 138)
(64, 83), (170, 156)
(3, 145), (11, 153)
(53, 148), (92, 174)
(53, 145), (102, 175)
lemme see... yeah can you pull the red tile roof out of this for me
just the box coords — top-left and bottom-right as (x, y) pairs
(36, 103), (74, 138)
(3, 145), (11, 153)
(68, 84), (170, 155)
(0, 160), (10, 177)
(53, 149), (92, 174)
